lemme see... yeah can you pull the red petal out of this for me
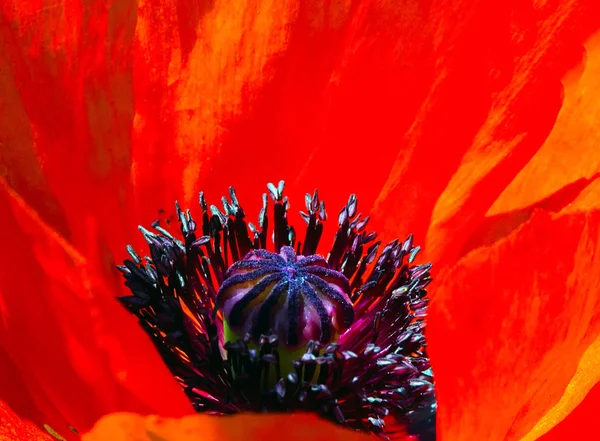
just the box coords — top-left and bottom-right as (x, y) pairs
(129, 0), (596, 255)
(428, 208), (600, 440)
(0, 3), (72, 242)
(0, 400), (54, 441)
(0, 347), (74, 440)
(0, 178), (192, 435)
(83, 412), (388, 441)
(0, 1), (138, 286)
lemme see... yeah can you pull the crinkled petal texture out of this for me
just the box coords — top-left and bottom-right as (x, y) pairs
(0, 179), (192, 439)
(0, 400), (53, 441)
(0, 0), (600, 440)
(82, 413), (389, 441)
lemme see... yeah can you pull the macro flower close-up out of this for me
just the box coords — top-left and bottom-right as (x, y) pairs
(1, 1), (600, 440)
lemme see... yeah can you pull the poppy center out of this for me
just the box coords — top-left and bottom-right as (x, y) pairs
(217, 246), (354, 349)
(118, 182), (436, 440)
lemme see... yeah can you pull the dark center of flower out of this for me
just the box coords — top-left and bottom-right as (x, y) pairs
(118, 182), (436, 441)
(217, 246), (354, 349)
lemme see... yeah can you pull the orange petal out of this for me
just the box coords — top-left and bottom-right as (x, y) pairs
(370, 1), (600, 268)
(520, 335), (600, 440)
(536, 381), (600, 441)
(0, 177), (192, 435)
(82, 412), (389, 441)
(0, 400), (54, 441)
(489, 30), (600, 219)
(129, 0), (441, 240)
(428, 208), (600, 441)
(455, 29), (600, 260)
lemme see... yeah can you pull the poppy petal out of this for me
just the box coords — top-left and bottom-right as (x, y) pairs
(457, 30), (600, 257)
(82, 413), (388, 441)
(0, 400), (54, 441)
(488, 31), (600, 218)
(129, 0), (438, 236)
(560, 176), (600, 214)
(0, 178), (192, 435)
(516, 180), (600, 440)
(369, 0), (600, 267)
(0, 0), (138, 285)
(535, 380), (600, 441)
(0, 348), (75, 440)
(0, 45), (69, 241)
(520, 336), (600, 440)
(460, 174), (600, 256)
(428, 208), (600, 440)
(3, 0), (429, 271)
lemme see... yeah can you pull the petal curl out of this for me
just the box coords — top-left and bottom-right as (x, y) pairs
(428, 208), (600, 440)
(460, 174), (600, 256)
(536, 381), (600, 441)
(0, 178), (192, 436)
(82, 413), (383, 441)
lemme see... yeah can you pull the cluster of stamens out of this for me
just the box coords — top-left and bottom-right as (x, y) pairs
(118, 182), (436, 440)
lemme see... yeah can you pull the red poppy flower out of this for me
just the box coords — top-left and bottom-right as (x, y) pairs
(1, 0), (600, 440)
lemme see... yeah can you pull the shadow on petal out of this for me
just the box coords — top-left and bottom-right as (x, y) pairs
(461, 173), (600, 256)
(0, 0), (140, 286)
